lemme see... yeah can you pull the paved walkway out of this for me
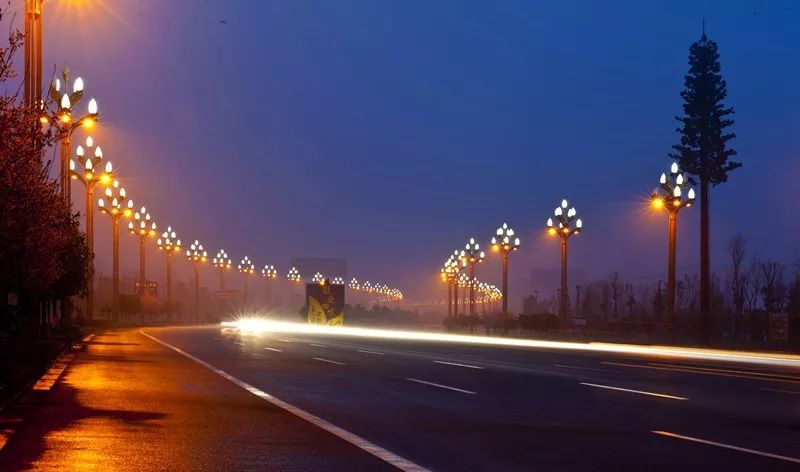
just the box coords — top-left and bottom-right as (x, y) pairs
(0, 329), (393, 471)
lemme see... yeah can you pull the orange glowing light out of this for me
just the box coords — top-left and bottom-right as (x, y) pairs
(39, 116), (49, 124)
(651, 198), (664, 209)
(82, 118), (94, 128)
(547, 228), (557, 236)
(99, 174), (111, 185)
(60, 114), (71, 123)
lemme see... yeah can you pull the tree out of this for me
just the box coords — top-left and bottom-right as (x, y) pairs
(670, 31), (740, 344)
(759, 260), (785, 314)
(652, 281), (665, 320)
(727, 235), (747, 320)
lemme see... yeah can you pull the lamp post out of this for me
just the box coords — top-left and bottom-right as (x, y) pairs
(156, 227), (181, 307)
(287, 266), (301, 283)
(457, 272), (470, 319)
(128, 207), (156, 295)
(262, 264), (277, 308)
(441, 258), (457, 319)
(24, 0), (43, 107)
(212, 250), (232, 290)
(491, 222), (521, 316)
(69, 136), (114, 321)
(237, 256), (255, 306)
(97, 180), (133, 320)
(312, 272), (324, 284)
(546, 199), (583, 325)
(42, 70), (99, 204)
(186, 240), (208, 322)
(460, 238), (484, 317)
(651, 162), (695, 341)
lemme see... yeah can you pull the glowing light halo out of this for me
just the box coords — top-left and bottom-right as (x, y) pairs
(220, 318), (800, 369)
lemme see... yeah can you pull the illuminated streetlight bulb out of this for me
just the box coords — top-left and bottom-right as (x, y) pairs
(671, 162), (679, 174)
(88, 98), (98, 115)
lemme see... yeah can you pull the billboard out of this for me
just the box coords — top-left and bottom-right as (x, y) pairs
(306, 281), (345, 325)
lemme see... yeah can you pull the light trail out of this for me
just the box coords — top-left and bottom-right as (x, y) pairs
(433, 360), (484, 370)
(314, 357), (346, 366)
(580, 382), (687, 400)
(221, 319), (800, 369)
(406, 378), (477, 395)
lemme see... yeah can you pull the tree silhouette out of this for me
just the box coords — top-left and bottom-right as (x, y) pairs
(670, 31), (740, 344)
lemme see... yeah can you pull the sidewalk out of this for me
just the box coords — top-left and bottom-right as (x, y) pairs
(0, 329), (393, 471)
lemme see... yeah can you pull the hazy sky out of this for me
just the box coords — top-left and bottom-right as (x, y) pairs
(9, 0), (800, 307)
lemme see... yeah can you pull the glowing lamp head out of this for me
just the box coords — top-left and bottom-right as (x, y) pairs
(88, 98), (98, 115)
(671, 162), (679, 174)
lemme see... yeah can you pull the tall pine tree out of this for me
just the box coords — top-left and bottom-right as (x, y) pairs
(670, 30), (740, 344)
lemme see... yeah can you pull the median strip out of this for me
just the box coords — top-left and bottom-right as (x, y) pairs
(653, 430), (800, 464)
(406, 378), (477, 395)
(313, 357), (345, 366)
(580, 382), (687, 400)
(433, 360), (483, 370)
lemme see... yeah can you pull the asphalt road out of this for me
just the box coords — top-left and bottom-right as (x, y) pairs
(141, 324), (800, 471)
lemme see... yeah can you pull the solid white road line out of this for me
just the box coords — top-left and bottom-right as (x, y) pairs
(276, 338), (293, 343)
(313, 357), (346, 366)
(580, 382), (687, 400)
(357, 349), (384, 356)
(433, 360), (483, 370)
(406, 378), (477, 395)
(264, 347), (282, 352)
(139, 331), (426, 472)
(310, 343), (327, 348)
(653, 430), (800, 464)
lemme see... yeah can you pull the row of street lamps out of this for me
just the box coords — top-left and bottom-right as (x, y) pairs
(439, 165), (693, 336)
(47, 67), (403, 321)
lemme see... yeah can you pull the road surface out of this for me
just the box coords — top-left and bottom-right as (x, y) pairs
(136, 324), (800, 471)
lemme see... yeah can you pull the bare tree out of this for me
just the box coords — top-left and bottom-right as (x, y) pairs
(744, 259), (761, 312)
(609, 272), (621, 318)
(727, 235), (747, 315)
(759, 259), (786, 313)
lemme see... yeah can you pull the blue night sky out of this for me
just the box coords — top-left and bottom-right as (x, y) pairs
(12, 0), (800, 307)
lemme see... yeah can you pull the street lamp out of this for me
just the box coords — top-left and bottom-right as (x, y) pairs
(156, 227), (181, 305)
(237, 256), (255, 305)
(312, 272), (324, 284)
(441, 258), (457, 319)
(212, 250), (232, 290)
(332, 276), (344, 285)
(42, 70), (99, 204)
(127, 207), (157, 295)
(457, 272), (470, 319)
(651, 162), (695, 341)
(97, 180), (133, 320)
(287, 266), (301, 283)
(186, 240), (208, 321)
(261, 264), (278, 308)
(491, 222), (520, 316)
(460, 238), (484, 317)
(348, 278), (360, 291)
(546, 199), (583, 325)
(69, 136), (114, 321)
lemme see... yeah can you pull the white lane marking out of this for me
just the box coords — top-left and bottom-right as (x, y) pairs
(276, 338), (293, 343)
(554, 364), (611, 373)
(580, 382), (687, 400)
(653, 430), (800, 464)
(310, 343), (327, 348)
(264, 347), (283, 352)
(433, 360), (483, 370)
(313, 357), (346, 366)
(406, 378), (477, 395)
(357, 349), (384, 356)
(139, 331), (426, 472)
(759, 387), (800, 395)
